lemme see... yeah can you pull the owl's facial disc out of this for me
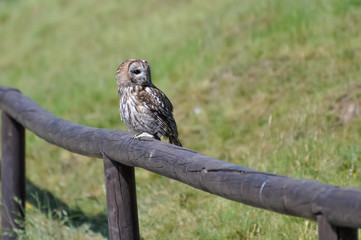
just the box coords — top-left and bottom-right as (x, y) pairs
(129, 61), (149, 85)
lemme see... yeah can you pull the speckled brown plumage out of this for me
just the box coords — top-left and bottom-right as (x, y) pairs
(116, 59), (182, 147)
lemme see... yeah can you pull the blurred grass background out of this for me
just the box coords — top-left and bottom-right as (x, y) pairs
(1, 0), (361, 239)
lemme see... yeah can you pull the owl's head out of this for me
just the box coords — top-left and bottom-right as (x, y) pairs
(116, 59), (152, 87)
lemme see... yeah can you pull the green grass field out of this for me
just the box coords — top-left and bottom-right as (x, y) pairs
(1, 0), (361, 239)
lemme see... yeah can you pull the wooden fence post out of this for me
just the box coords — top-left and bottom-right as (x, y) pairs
(317, 215), (358, 240)
(1, 112), (25, 240)
(103, 153), (140, 240)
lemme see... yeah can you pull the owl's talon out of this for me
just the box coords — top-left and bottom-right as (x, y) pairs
(133, 132), (155, 140)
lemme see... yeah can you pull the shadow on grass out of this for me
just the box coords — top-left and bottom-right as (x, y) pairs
(25, 179), (109, 238)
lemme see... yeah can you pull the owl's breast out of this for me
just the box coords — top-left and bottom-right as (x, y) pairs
(118, 86), (155, 134)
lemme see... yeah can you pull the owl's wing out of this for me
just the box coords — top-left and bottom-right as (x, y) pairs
(139, 86), (179, 137)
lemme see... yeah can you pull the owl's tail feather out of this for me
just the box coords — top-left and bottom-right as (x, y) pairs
(169, 136), (182, 147)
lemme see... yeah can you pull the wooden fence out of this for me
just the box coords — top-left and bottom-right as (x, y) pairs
(0, 85), (360, 240)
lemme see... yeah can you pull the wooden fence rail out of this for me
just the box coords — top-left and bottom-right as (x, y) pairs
(0, 85), (360, 240)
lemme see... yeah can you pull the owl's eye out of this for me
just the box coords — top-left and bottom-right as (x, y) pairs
(132, 69), (141, 75)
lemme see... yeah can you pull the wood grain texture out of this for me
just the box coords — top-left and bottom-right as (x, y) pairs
(1, 111), (25, 240)
(1, 86), (361, 229)
(103, 153), (139, 240)
(317, 215), (358, 240)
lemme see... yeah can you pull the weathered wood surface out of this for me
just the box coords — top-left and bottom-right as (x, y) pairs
(1, 86), (361, 228)
(317, 215), (358, 240)
(1, 111), (25, 240)
(103, 153), (140, 240)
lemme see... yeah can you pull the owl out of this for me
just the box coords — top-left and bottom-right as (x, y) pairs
(116, 59), (182, 147)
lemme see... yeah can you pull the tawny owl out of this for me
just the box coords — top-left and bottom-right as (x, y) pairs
(116, 59), (182, 147)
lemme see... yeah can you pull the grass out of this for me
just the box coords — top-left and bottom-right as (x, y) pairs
(1, 0), (361, 239)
